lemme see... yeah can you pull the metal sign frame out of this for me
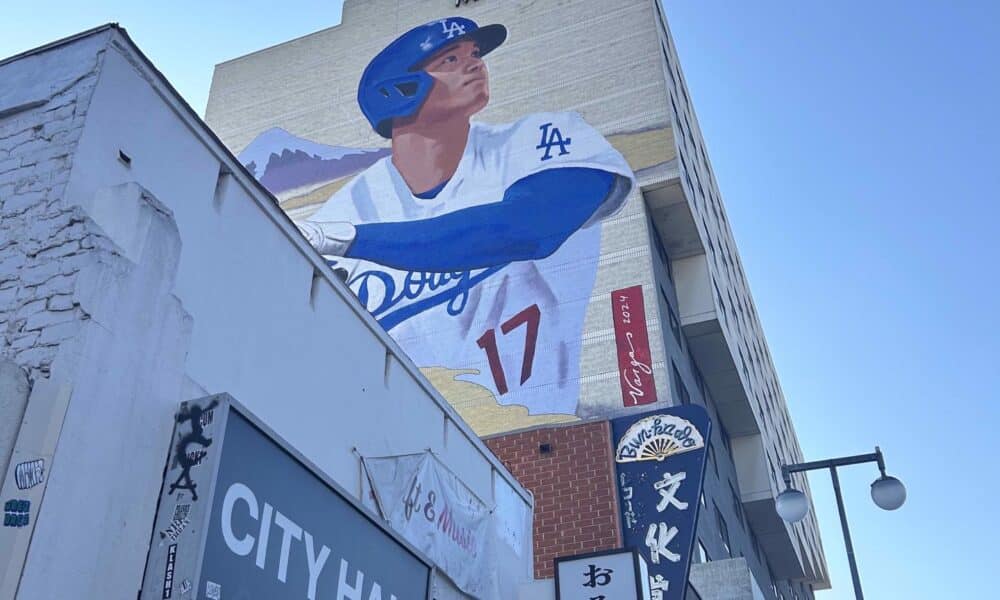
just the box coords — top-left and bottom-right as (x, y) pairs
(140, 393), (433, 600)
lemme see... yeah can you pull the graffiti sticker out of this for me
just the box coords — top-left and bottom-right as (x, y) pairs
(3, 499), (30, 528)
(14, 458), (45, 490)
(168, 399), (218, 501)
(205, 581), (221, 600)
(159, 502), (192, 542)
(162, 544), (177, 599)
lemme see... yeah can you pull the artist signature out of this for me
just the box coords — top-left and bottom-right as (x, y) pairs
(622, 331), (653, 405)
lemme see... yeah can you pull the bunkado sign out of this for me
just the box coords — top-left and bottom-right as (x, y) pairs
(611, 405), (712, 600)
(139, 394), (431, 600)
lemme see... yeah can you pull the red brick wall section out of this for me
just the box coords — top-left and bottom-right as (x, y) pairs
(485, 421), (621, 579)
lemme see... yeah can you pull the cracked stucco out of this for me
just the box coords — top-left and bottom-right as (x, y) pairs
(0, 38), (108, 380)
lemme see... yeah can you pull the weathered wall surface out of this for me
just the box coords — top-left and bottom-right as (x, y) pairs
(13, 182), (193, 599)
(0, 31), (110, 380)
(0, 32), (198, 599)
(0, 360), (29, 478)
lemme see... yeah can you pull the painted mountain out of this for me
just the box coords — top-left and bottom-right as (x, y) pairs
(238, 127), (390, 203)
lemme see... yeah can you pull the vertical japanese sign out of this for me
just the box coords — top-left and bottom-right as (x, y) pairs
(554, 548), (650, 600)
(611, 285), (658, 407)
(612, 406), (711, 600)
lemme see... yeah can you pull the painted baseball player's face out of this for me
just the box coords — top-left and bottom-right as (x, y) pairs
(415, 40), (490, 123)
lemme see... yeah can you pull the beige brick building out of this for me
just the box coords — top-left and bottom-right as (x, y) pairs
(206, 1), (830, 598)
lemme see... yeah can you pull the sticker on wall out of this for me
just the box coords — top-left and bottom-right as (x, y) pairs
(238, 16), (638, 437)
(162, 544), (177, 599)
(159, 502), (192, 542)
(205, 581), (221, 600)
(168, 399), (219, 501)
(3, 499), (30, 528)
(14, 458), (44, 490)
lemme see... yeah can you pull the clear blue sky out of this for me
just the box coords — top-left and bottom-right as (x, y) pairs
(4, 2), (997, 598)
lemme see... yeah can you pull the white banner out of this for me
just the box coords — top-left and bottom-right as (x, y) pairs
(362, 452), (498, 599)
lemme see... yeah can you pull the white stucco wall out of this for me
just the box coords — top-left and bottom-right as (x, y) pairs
(1, 28), (532, 600)
(0, 30), (110, 379)
(0, 360), (29, 479)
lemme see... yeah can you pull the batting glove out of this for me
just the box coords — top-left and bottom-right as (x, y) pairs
(295, 220), (357, 257)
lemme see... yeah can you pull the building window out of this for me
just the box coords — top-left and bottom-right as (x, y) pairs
(672, 362), (690, 405)
(692, 361), (707, 398)
(678, 148), (695, 199)
(654, 231), (668, 265)
(661, 45), (676, 87)
(664, 298), (682, 347)
(698, 539), (711, 563)
(715, 502), (731, 557)
(670, 94), (684, 136)
(654, 0), (667, 27)
(718, 419), (732, 457)
(712, 279), (726, 320)
(751, 528), (763, 564)
(730, 481), (746, 529)
(649, 218), (673, 281)
(708, 442), (719, 479)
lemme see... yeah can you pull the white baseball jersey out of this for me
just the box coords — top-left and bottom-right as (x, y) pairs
(309, 111), (634, 415)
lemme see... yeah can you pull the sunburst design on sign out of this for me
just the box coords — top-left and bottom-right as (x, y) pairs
(615, 414), (705, 463)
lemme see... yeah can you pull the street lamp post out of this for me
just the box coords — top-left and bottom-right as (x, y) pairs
(775, 447), (905, 600)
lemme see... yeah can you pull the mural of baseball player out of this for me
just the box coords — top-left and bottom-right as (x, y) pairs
(293, 17), (636, 423)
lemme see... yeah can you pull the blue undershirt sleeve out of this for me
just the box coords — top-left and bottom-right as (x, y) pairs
(346, 167), (616, 272)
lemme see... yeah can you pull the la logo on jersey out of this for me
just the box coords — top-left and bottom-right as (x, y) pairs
(537, 123), (572, 161)
(440, 19), (467, 39)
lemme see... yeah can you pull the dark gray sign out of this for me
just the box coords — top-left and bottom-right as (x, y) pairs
(141, 394), (431, 600)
